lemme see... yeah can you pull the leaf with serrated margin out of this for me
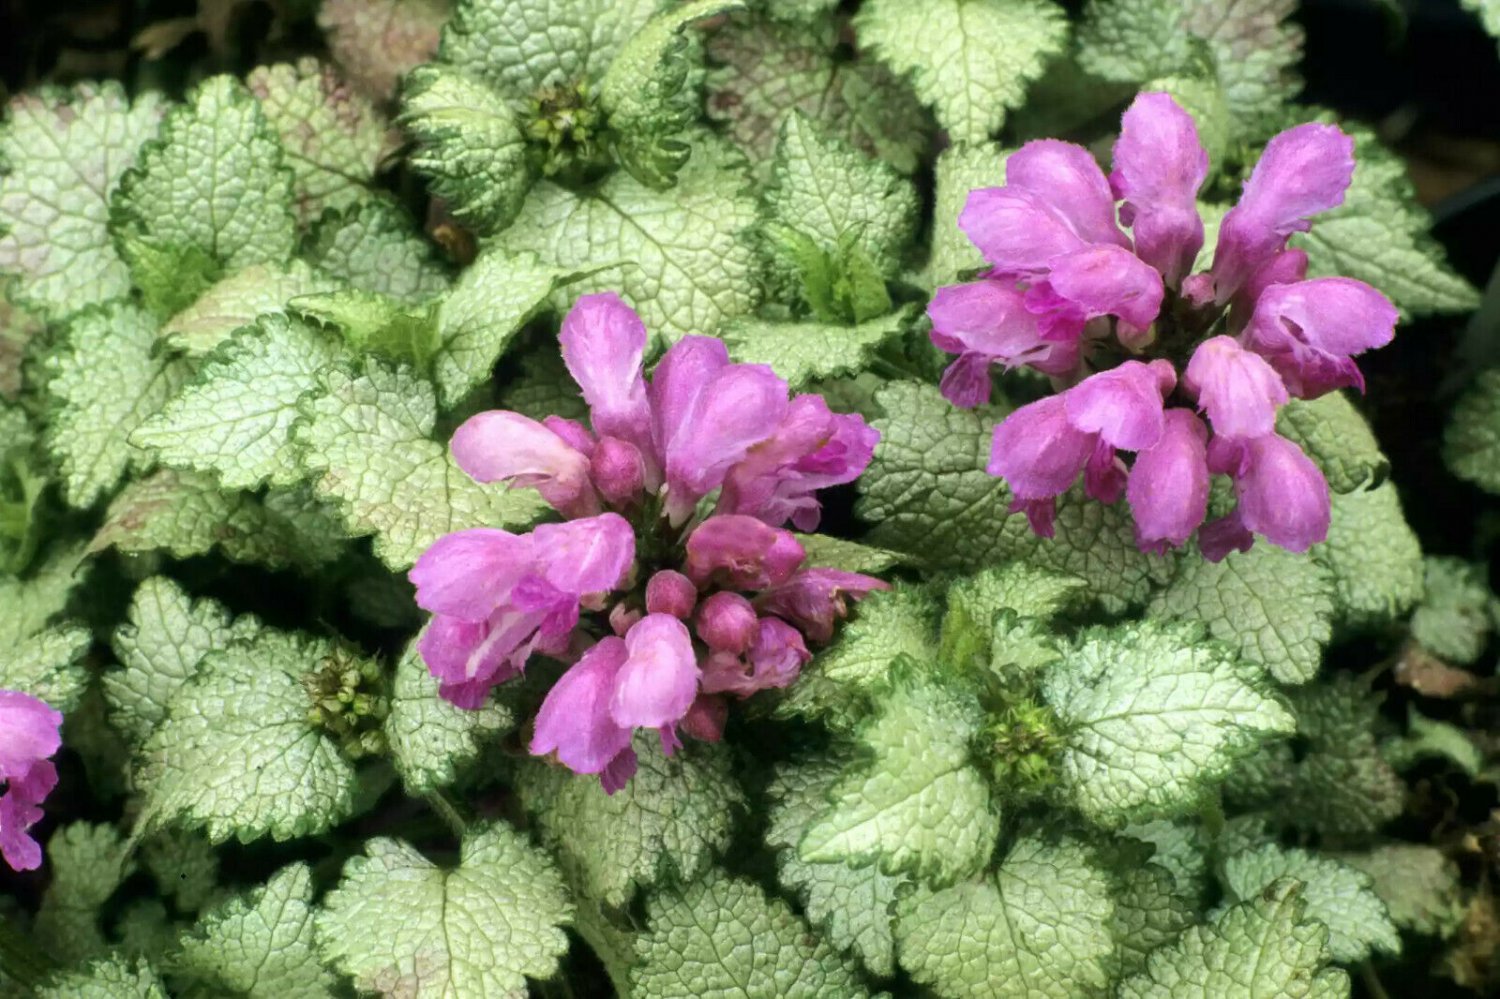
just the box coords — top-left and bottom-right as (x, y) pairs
(304, 199), (451, 301)
(767, 759), (907, 976)
(387, 630), (513, 793)
(0, 83), (165, 317)
(493, 135), (758, 343)
(793, 534), (903, 574)
(925, 142), (1006, 288)
(318, 0), (450, 102)
(854, 0), (1067, 143)
(801, 666), (997, 885)
(1221, 843), (1400, 963)
(37, 954), (169, 999)
(1445, 368), (1500, 493)
(317, 824), (573, 998)
(497, 343), (589, 421)
(631, 867), (870, 998)
(45, 307), (191, 509)
(161, 260), (342, 356)
(1410, 556), (1498, 664)
(133, 314), (346, 491)
(104, 576), (248, 747)
(940, 563), (1086, 674)
(1312, 482), (1423, 629)
(0, 542), (89, 646)
(722, 309), (910, 389)
(35, 823), (136, 964)
(292, 361), (547, 570)
(1110, 858), (1198, 979)
(517, 735), (744, 906)
(110, 76), (298, 317)
(705, 14), (930, 177)
(1276, 392), (1389, 494)
(400, 65), (533, 236)
(0, 625), (90, 713)
(135, 628), (359, 843)
(1044, 620), (1294, 827)
(1149, 543), (1335, 685)
(248, 58), (390, 225)
(1116, 879), (1351, 999)
(894, 835), (1116, 999)
(1339, 844), (1465, 938)
(1295, 125), (1478, 315)
(168, 863), (335, 998)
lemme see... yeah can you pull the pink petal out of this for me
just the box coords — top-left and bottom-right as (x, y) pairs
(1, 757), (57, 872)
(928, 281), (1078, 394)
(1006, 139), (1131, 249)
(599, 747), (639, 794)
(1127, 408), (1210, 552)
(987, 394), (1096, 500)
(1063, 360), (1175, 451)
(590, 437), (648, 507)
(420, 612), (535, 706)
(1184, 336), (1289, 438)
(695, 591), (758, 653)
(684, 515), (807, 590)
(756, 568), (889, 644)
(409, 528), (535, 620)
(959, 187), (1089, 276)
(1026, 244), (1165, 333)
(531, 637), (635, 775)
(531, 513), (635, 597)
(650, 335), (730, 460)
(1213, 434), (1331, 553)
(645, 570), (697, 619)
(664, 362), (789, 518)
(610, 614), (700, 729)
(0, 690), (63, 777)
(1241, 278), (1398, 397)
(559, 293), (653, 455)
(450, 411), (597, 517)
(1109, 92), (1208, 286)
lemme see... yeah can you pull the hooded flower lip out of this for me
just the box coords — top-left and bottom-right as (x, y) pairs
(559, 291), (653, 457)
(1063, 359), (1175, 451)
(1003, 139), (1131, 249)
(684, 515), (807, 591)
(0, 689), (64, 872)
(1205, 433), (1331, 559)
(530, 638), (634, 776)
(1110, 91), (1208, 287)
(1128, 408), (1210, 554)
(1184, 336), (1289, 439)
(610, 614), (700, 730)
(663, 360), (790, 521)
(1241, 277), (1398, 397)
(450, 411), (597, 518)
(757, 568), (890, 643)
(928, 281), (1078, 407)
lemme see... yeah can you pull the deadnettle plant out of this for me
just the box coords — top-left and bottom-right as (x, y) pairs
(409, 293), (886, 792)
(931, 92), (1399, 560)
(0, 688), (63, 872)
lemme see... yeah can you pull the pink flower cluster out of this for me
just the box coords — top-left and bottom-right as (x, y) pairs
(1, 689), (62, 871)
(410, 293), (886, 791)
(931, 93), (1398, 560)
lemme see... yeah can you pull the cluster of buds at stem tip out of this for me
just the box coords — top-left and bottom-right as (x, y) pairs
(302, 648), (390, 761)
(0, 689), (63, 871)
(409, 294), (888, 792)
(930, 92), (1397, 560)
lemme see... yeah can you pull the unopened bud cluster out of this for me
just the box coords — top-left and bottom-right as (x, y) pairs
(302, 648), (390, 761)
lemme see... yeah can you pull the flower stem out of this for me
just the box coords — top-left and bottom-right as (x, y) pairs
(423, 790), (469, 838)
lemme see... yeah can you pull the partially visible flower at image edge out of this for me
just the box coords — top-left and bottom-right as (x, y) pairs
(409, 293), (887, 792)
(0, 689), (63, 871)
(931, 91), (1398, 560)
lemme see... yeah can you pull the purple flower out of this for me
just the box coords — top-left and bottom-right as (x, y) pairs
(928, 281), (1079, 408)
(610, 614), (700, 732)
(451, 411), (598, 519)
(559, 292), (655, 465)
(701, 618), (811, 696)
(0, 689), (63, 872)
(531, 638), (635, 778)
(684, 515), (806, 591)
(1184, 336), (1289, 438)
(1110, 92), (1208, 287)
(590, 437), (648, 508)
(757, 568), (890, 643)
(1241, 278), (1398, 397)
(1127, 409), (1210, 554)
(1202, 433), (1331, 559)
(695, 591), (758, 654)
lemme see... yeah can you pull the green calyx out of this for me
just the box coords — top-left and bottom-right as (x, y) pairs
(302, 647), (390, 761)
(524, 79), (612, 185)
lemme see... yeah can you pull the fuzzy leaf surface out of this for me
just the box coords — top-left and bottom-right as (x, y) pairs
(161, 261), (342, 356)
(722, 309), (910, 390)
(304, 199), (451, 301)
(386, 631), (513, 794)
(1312, 482), (1423, 629)
(0, 625), (91, 713)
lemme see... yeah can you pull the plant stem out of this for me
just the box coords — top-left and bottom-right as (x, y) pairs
(1358, 961), (1391, 999)
(423, 790), (469, 838)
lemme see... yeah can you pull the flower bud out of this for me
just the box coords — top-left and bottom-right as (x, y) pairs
(645, 570), (697, 619)
(609, 601), (642, 636)
(591, 436), (647, 507)
(681, 694), (728, 743)
(684, 515), (806, 590)
(695, 591), (757, 653)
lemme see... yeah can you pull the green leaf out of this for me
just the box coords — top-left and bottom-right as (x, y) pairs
(110, 75), (298, 316)
(0, 83), (165, 317)
(35, 822), (136, 964)
(434, 249), (595, 408)
(1411, 556), (1497, 663)
(1338, 844), (1465, 938)
(386, 629), (513, 794)
(767, 759), (907, 976)
(704, 15), (930, 176)
(169, 863), (335, 998)
(800, 668), (998, 885)
(400, 65), (533, 235)
(133, 315), (346, 491)
(1116, 879), (1350, 999)
(856, 381), (1175, 611)
(925, 142), (1006, 288)
(139, 827), (220, 914)
(722, 309), (910, 390)
(939, 563), (1086, 672)
(1312, 482), (1424, 629)
(317, 824), (573, 998)
(761, 110), (919, 288)
(1384, 706), (1485, 776)
(631, 867), (870, 998)
(37, 955), (169, 999)
(1124, 819), (1209, 902)
(160, 260), (343, 356)
(303, 199), (451, 301)
(492, 136), (758, 343)
(1148, 543), (1336, 685)
(1221, 843), (1400, 963)
(317, 0), (449, 102)
(1109, 858), (1198, 979)
(0, 542), (89, 647)
(0, 624), (91, 713)
(598, 0), (746, 188)
(44, 302), (190, 508)
(292, 288), (440, 368)
(439, 0), (661, 100)
(497, 343), (589, 422)
(135, 627), (360, 843)
(104, 576), (246, 747)
(854, 0), (1067, 143)
(517, 736), (745, 906)
(1445, 369), (1500, 493)
(0, 297), (41, 399)
(894, 835), (1116, 999)
(247, 58), (389, 225)
(1044, 620), (1294, 827)
(292, 360), (547, 570)
(1275, 392), (1389, 495)
(1294, 125), (1479, 316)
(90, 471), (340, 571)
(793, 533), (903, 575)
